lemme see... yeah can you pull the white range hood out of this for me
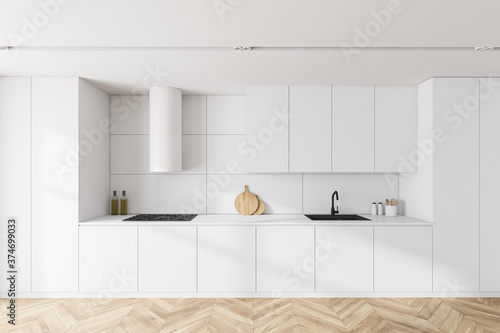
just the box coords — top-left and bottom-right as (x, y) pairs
(149, 86), (182, 172)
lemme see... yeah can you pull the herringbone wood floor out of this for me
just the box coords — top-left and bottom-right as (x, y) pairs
(1, 298), (500, 332)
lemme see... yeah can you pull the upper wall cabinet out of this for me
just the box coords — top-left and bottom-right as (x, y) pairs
(375, 86), (417, 172)
(332, 86), (374, 172)
(246, 86), (289, 172)
(289, 86), (331, 172)
(246, 85), (417, 173)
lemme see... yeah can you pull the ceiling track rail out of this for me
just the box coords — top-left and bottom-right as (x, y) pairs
(0, 46), (497, 52)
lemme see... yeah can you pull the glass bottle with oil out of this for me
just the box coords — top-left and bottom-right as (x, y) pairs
(120, 190), (128, 215)
(111, 191), (119, 215)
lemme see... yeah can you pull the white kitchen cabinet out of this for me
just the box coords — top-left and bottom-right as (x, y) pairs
(246, 86), (289, 172)
(257, 226), (314, 293)
(79, 226), (137, 293)
(139, 226), (196, 292)
(289, 86), (331, 172)
(32, 77), (80, 292)
(480, 77), (500, 291)
(374, 226), (432, 292)
(0, 77), (32, 293)
(207, 95), (246, 134)
(31, 78), (109, 293)
(375, 86), (417, 172)
(433, 78), (480, 292)
(198, 226), (255, 292)
(332, 86), (374, 172)
(316, 226), (373, 292)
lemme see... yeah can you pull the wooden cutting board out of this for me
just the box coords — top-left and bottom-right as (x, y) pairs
(234, 185), (258, 215)
(253, 196), (265, 215)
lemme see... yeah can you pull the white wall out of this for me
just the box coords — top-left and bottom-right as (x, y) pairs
(399, 79), (434, 222)
(110, 95), (399, 214)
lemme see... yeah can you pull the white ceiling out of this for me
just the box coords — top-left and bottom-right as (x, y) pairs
(1, 0), (499, 94)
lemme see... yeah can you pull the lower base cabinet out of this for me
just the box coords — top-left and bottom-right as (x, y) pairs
(374, 226), (432, 292)
(198, 226), (255, 292)
(257, 226), (314, 293)
(79, 226), (138, 294)
(138, 226), (196, 292)
(316, 226), (373, 292)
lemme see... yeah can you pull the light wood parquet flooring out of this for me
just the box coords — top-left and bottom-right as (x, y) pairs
(1, 298), (500, 332)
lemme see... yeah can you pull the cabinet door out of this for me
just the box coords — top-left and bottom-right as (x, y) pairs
(257, 226), (314, 293)
(32, 77), (79, 292)
(433, 78), (479, 292)
(375, 86), (417, 172)
(316, 226), (373, 292)
(246, 86), (289, 172)
(139, 226), (196, 292)
(198, 226), (255, 292)
(0, 77), (32, 292)
(480, 77), (500, 291)
(374, 227), (432, 292)
(79, 226), (137, 293)
(332, 86), (374, 172)
(289, 86), (331, 172)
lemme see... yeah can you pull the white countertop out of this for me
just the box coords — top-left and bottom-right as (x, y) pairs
(79, 214), (432, 226)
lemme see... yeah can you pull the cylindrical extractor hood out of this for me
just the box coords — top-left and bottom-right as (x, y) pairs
(149, 86), (182, 172)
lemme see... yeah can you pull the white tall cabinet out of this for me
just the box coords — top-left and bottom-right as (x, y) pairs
(32, 77), (80, 292)
(480, 77), (500, 291)
(246, 86), (289, 172)
(332, 86), (375, 172)
(31, 77), (109, 293)
(432, 78), (480, 292)
(375, 86), (417, 172)
(289, 86), (331, 172)
(0, 77), (32, 292)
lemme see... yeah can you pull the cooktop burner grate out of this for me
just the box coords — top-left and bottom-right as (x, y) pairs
(123, 214), (197, 222)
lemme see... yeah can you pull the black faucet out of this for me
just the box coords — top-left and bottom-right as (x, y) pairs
(331, 191), (339, 215)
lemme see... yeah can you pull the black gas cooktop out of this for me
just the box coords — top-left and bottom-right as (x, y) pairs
(123, 214), (197, 222)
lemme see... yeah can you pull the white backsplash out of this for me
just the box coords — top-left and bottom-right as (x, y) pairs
(110, 95), (398, 214)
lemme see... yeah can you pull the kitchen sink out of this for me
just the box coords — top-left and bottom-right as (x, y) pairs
(305, 214), (371, 221)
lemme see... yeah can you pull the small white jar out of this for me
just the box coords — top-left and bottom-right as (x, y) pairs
(371, 202), (378, 215)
